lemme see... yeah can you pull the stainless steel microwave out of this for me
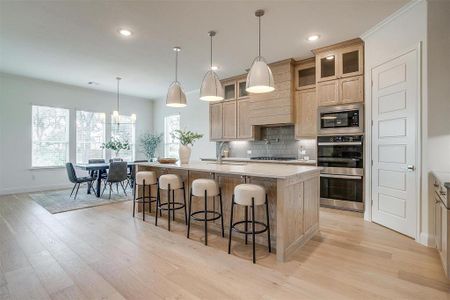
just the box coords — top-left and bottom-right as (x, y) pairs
(318, 104), (364, 135)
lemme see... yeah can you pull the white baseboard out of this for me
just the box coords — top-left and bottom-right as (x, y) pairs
(419, 232), (435, 247)
(0, 183), (73, 196)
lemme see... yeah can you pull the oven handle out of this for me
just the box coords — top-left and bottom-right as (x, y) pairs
(317, 142), (362, 146)
(320, 174), (362, 180)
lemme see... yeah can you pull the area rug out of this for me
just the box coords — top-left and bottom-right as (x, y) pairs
(30, 186), (133, 214)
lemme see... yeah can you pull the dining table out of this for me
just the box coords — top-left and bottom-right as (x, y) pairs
(75, 162), (136, 197)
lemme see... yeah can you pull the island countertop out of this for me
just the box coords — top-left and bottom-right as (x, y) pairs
(136, 161), (321, 179)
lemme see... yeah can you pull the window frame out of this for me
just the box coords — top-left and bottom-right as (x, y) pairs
(75, 110), (106, 164)
(110, 114), (136, 162)
(31, 104), (70, 168)
(164, 114), (180, 158)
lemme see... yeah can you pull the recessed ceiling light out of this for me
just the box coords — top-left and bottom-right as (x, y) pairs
(326, 55), (335, 60)
(307, 34), (320, 41)
(119, 29), (132, 37)
(211, 65), (219, 71)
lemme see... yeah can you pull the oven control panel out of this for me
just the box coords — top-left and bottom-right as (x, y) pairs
(317, 135), (363, 143)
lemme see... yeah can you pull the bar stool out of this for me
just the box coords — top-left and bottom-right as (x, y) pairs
(187, 179), (224, 246)
(155, 174), (187, 231)
(133, 171), (158, 221)
(228, 184), (271, 264)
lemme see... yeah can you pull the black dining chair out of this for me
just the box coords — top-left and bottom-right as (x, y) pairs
(101, 161), (128, 199)
(66, 162), (96, 200)
(109, 158), (123, 163)
(88, 158), (106, 179)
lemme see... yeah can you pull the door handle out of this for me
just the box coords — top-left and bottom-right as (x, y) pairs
(407, 165), (415, 171)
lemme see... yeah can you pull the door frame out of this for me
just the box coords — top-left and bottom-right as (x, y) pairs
(364, 42), (423, 242)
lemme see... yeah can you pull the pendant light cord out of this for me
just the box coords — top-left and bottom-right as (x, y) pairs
(116, 77), (120, 113)
(210, 34), (213, 69)
(175, 50), (178, 82)
(258, 14), (261, 57)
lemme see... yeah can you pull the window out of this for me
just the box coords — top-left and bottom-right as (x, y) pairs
(164, 114), (180, 158)
(76, 111), (106, 163)
(111, 115), (135, 161)
(31, 105), (70, 167)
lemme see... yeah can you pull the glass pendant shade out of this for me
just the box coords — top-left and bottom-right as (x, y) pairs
(200, 70), (224, 101)
(246, 56), (275, 93)
(166, 81), (187, 107)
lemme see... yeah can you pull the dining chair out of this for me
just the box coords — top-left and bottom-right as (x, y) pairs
(66, 162), (96, 200)
(101, 161), (128, 199)
(109, 158), (123, 163)
(88, 158), (105, 179)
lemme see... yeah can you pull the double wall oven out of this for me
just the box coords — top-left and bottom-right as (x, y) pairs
(317, 104), (364, 212)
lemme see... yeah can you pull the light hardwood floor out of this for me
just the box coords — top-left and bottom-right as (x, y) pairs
(0, 193), (449, 299)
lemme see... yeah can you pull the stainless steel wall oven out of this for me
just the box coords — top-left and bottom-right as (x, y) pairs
(317, 135), (364, 212)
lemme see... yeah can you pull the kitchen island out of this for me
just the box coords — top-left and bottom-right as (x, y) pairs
(136, 161), (321, 262)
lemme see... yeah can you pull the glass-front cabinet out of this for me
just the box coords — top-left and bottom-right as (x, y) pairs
(237, 78), (249, 99)
(316, 50), (339, 82)
(339, 44), (363, 78)
(295, 58), (316, 90)
(223, 80), (236, 101)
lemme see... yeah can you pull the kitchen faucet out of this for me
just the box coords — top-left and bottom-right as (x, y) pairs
(217, 141), (226, 164)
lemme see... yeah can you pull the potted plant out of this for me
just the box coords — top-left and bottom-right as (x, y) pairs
(139, 132), (162, 162)
(171, 129), (203, 164)
(101, 137), (130, 159)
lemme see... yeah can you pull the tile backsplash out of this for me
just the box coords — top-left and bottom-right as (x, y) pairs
(219, 126), (317, 160)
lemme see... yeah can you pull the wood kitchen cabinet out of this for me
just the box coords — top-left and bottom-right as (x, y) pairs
(222, 100), (237, 139)
(313, 38), (364, 107)
(295, 58), (316, 90)
(237, 77), (249, 99)
(237, 99), (254, 139)
(209, 102), (223, 141)
(223, 80), (236, 101)
(295, 88), (317, 138)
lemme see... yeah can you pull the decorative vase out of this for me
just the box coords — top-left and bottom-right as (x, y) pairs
(179, 145), (191, 164)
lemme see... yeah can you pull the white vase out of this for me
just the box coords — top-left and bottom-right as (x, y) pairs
(179, 145), (191, 164)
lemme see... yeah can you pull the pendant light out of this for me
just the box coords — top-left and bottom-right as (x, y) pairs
(166, 47), (187, 107)
(199, 31), (224, 101)
(112, 77), (136, 125)
(246, 9), (275, 94)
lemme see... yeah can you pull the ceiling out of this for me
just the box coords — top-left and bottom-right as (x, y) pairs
(0, 0), (408, 100)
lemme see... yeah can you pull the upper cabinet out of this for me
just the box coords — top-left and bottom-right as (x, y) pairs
(313, 38), (364, 107)
(209, 102), (223, 141)
(237, 77), (249, 99)
(295, 58), (316, 90)
(223, 80), (236, 101)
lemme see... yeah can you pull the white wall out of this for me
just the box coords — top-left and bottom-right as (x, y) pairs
(427, 0), (450, 172)
(152, 89), (216, 161)
(0, 73), (153, 195)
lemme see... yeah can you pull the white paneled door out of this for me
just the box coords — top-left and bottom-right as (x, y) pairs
(371, 49), (418, 238)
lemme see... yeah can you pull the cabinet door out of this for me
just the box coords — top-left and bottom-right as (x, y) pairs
(223, 80), (236, 101)
(295, 89), (317, 138)
(295, 60), (315, 90)
(340, 75), (364, 104)
(237, 79), (249, 99)
(441, 201), (449, 276)
(316, 51), (338, 82)
(317, 80), (339, 106)
(237, 99), (253, 139)
(209, 103), (223, 141)
(222, 101), (237, 139)
(339, 44), (363, 78)
(435, 197), (443, 252)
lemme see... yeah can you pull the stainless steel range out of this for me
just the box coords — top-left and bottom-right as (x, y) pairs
(317, 135), (364, 212)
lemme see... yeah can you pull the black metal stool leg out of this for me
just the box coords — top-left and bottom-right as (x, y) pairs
(167, 184), (171, 231)
(155, 183), (160, 226)
(149, 184), (152, 214)
(244, 206), (248, 245)
(183, 184), (188, 225)
(187, 189), (193, 238)
(252, 197), (256, 264)
(172, 189), (176, 221)
(133, 182), (136, 218)
(228, 195), (235, 254)
(142, 180), (146, 222)
(266, 194), (271, 253)
(219, 189), (224, 238)
(204, 190), (208, 246)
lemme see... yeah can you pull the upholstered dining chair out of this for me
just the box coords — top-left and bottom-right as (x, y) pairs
(101, 161), (128, 199)
(88, 158), (105, 179)
(65, 162), (96, 200)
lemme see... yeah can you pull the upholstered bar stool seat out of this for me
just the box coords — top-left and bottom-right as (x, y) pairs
(234, 184), (265, 206)
(133, 171), (158, 221)
(136, 171), (157, 185)
(187, 178), (224, 245)
(159, 174), (182, 190)
(156, 174), (187, 231)
(192, 179), (219, 197)
(228, 183), (271, 264)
